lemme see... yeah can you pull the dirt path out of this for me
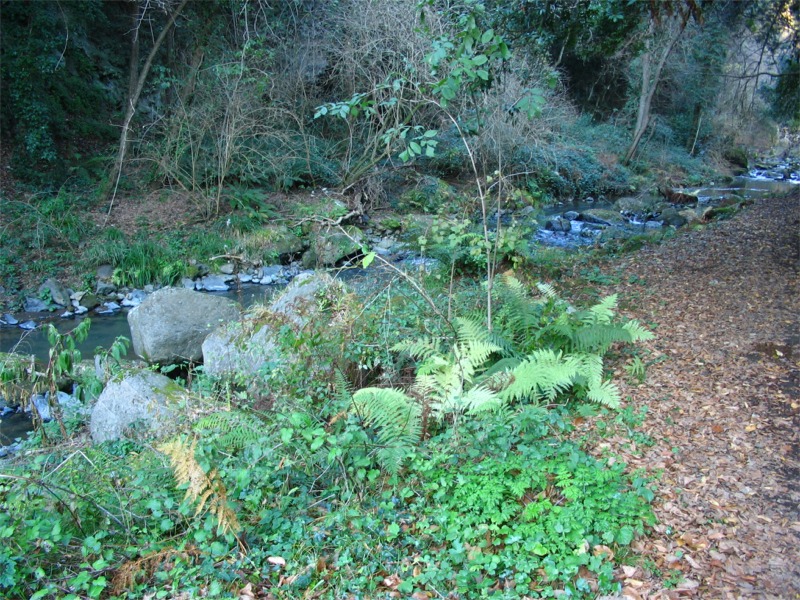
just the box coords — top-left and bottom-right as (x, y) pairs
(593, 189), (799, 598)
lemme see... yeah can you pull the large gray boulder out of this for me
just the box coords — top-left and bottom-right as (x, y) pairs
(128, 287), (241, 364)
(38, 278), (70, 307)
(202, 272), (349, 381)
(202, 320), (282, 380)
(90, 371), (190, 443)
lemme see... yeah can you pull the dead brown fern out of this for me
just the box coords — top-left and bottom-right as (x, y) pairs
(159, 437), (241, 536)
(110, 545), (201, 595)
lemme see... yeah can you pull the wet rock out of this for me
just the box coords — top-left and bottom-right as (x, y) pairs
(219, 262), (236, 275)
(96, 281), (117, 296)
(257, 265), (282, 284)
(128, 287), (241, 364)
(545, 217), (572, 233)
(199, 274), (231, 292)
(80, 292), (100, 310)
(3, 314), (19, 325)
(181, 278), (195, 289)
(563, 211), (580, 221)
(38, 278), (70, 307)
(27, 391), (80, 422)
(580, 209), (626, 227)
(238, 273), (253, 283)
(23, 297), (49, 312)
(97, 301), (121, 315)
(121, 290), (147, 308)
(74, 306), (88, 315)
(90, 370), (189, 443)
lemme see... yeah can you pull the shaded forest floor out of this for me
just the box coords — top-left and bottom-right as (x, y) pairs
(576, 188), (799, 598)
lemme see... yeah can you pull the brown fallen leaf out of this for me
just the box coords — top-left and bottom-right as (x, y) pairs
(238, 582), (255, 600)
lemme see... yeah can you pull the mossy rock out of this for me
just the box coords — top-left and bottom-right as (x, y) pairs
(615, 196), (657, 215)
(398, 176), (457, 213)
(241, 225), (306, 262)
(303, 225), (365, 268)
(723, 146), (749, 170)
(580, 208), (627, 227)
(375, 215), (403, 232)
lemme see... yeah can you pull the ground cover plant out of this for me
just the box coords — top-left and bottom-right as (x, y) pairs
(0, 272), (658, 599)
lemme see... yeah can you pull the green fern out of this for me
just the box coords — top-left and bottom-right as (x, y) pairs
(350, 388), (422, 474)
(193, 410), (265, 450)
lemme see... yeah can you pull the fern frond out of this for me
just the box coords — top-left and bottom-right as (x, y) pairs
(583, 294), (618, 325)
(502, 350), (579, 403)
(159, 437), (241, 535)
(392, 337), (441, 361)
(535, 281), (559, 300)
(351, 388), (422, 474)
(455, 340), (502, 380)
(461, 386), (504, 414)
(623, 320), (655, 343)
(586, 379), (621, 409)
(567, 352), (605, 387)
(572, 323), (632, 354)
(193, 410), (264, 450)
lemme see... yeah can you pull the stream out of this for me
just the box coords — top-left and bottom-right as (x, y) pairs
(1, 166), (797, 449)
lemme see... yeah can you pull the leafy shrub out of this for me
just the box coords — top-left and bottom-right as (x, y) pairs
(417, 216), (532, 274)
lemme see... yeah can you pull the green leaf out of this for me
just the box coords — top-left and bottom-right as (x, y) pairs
(476, 69), (489, 81)
(386, 522), (401, 539)
(532, 542), (549, 556)
(409, 141), (422, 154)
(616, 525), (635, 545)
(481, 29), (495, 44)
(472, 53), (488, 66)
(280, 428), (293, 444)
(362, 251), (376, 268)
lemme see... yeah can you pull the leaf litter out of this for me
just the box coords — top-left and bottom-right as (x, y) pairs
(569, 188), (799, 598)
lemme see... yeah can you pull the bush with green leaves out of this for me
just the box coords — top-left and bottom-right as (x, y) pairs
(417, 215), (531, 275)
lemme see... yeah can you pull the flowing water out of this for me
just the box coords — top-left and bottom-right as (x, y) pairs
(2, 167), (797, 449)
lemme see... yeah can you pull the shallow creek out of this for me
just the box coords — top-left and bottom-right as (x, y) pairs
(1, 169), (797, 447)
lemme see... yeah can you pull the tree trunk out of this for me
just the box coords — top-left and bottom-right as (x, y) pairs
(127, 1), (140, 102)
(105, 0), (190, 217)
(624, 17), (686, 164)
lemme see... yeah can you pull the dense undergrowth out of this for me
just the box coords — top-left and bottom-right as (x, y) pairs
(1, 1), (794, 596)
(1, 271), (660, 599)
